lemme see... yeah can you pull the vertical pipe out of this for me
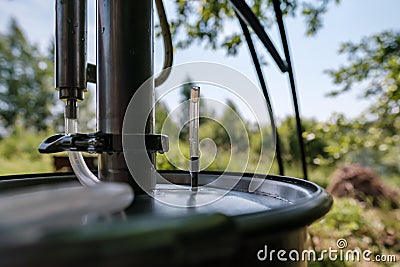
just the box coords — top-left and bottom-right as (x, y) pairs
(97, 0), (154, 191)
(56, 0), (87, 118)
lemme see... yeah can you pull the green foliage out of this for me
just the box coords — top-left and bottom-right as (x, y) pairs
(323, 31), (400, 176)
(0, 19), (57, 134)
(0, 18), (95, 135)
(309, 197), (400, 267)
(177, 79), (195, 140)
(277, 116), (330, 167)
(155, 98), (275, 173)
(0, 127), (53, 175)
(167, 0), (340, 55)
(274, 111), (399, 179)
(301, 0), (340, 36)
(155, 99), (399, 181)
(328, 114), (399, 175)
(326, 31), (400, 99)
(0, 18), (97, 175)
(155, 101), (170, 134)
(276, 27), (400, 175)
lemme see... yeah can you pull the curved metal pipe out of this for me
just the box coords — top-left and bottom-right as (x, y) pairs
(155, 0), (173, 87)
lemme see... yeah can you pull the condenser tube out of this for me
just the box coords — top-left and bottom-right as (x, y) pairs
(189, 86), (200, 191)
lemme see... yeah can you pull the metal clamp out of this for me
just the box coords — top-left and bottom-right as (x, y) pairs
(39, 133), (169, 154)
(38, 132), (111, 154)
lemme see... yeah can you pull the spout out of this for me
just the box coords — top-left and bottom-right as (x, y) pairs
(65, 99), (78, 120)
(38, 134), (72, 154)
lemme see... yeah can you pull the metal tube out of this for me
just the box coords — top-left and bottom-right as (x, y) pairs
(97, 0), (154, 191)
(154, 0), (173, 87)
(189, 86), (200, 191)
(56, 0), (87, 119)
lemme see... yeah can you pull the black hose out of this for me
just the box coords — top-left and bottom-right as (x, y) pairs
(236, 14), (285, 176)
(272, 0), (308, 180)
(230, 0), (288, 73)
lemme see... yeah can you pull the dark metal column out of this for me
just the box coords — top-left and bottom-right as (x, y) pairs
(56, 0), (87, 119)
(97, 0), (154, 191)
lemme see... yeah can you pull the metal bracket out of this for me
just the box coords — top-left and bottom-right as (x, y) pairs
(145, 134), (169, 154)
(38, 132), (111, 154)
(38, 133), (169, 154)
(86, 63), (96, 84)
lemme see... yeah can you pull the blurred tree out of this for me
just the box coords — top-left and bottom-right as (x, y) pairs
(326, 32), (399, 99)
(324, 31), (400, 174)
(166, 0), (340, 55)
(218, 100), (247, 151)
(155, 100), (170, 134)
(326, 31), (400, 100)
(278, 116), (329, 166)
(0, 18), (96, 136)
(0, 19), (57, 135)
(326, 31), (400, 132)
(177, 79), (194, 140)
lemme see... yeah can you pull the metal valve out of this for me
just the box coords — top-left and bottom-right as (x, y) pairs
(39, 133), (169, 155)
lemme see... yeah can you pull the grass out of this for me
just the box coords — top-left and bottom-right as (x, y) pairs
(308, 198), (400, 267)
(0, 129), (54, 175)
(0, 154), (53, 175)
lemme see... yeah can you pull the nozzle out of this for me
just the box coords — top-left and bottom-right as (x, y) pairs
(191, 85), (200, 100)
(65, 99), (78, 119)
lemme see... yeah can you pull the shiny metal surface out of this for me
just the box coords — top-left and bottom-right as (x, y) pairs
(55, 0), (87, 102)
(97, 0), (154, 187)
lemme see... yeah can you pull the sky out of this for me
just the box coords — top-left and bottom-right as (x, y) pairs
(0, 0), (399, 122)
